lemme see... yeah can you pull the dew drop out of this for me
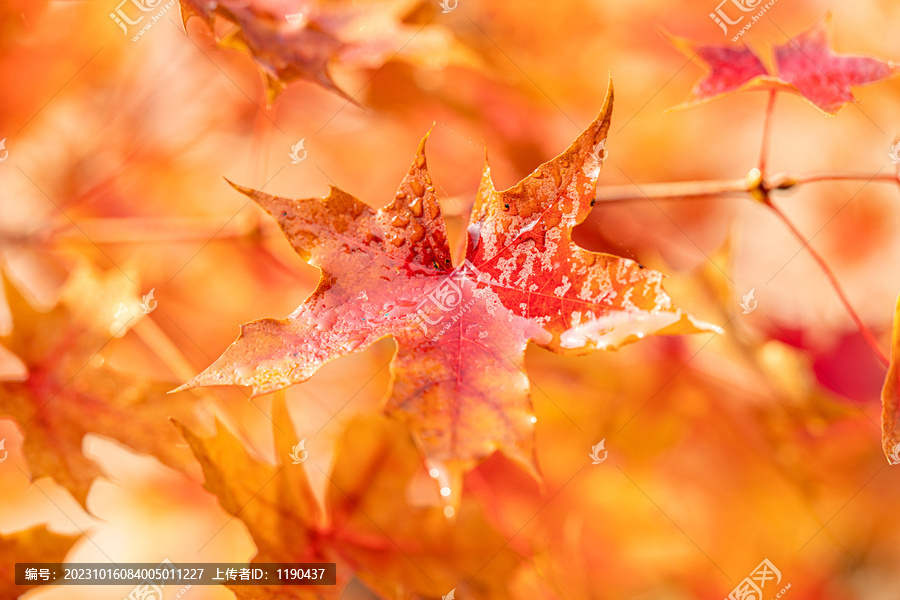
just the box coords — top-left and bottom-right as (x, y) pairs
(410, 179), (425, 197)
(440, 487), (451, 497)
(429, 468), (439, 478)
(426, 198), (440, 220)
(409, 222), (425, 242)
(409, 197), (424, 217)
(415, 152), (426, 168)
(396, 191), (407, 201)
(530, 416), (537, 424)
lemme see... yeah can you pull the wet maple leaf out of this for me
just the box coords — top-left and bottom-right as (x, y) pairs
(176, 83), (716, 488)
(180, 0), (479, 105)
(0, 526), (77, 600)
(0, 265), (205, 507)
(174, 399), (519, 599)
(669, 15), (897, 114)
(881, 293), (900, 465)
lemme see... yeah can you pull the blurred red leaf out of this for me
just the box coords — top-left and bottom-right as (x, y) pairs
(176, 83), (715, 486)
(772, 15), (898, 114)
(670, 15), (897, 114)
(666, 34), (776, 108)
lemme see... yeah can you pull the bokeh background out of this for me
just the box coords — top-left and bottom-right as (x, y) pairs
(3, 0), (900, 598)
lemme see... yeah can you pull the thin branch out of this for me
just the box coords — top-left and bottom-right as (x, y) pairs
(37, 217), (275, 244)
(793, 172), (900, 185)
(593, 170), (900, 204)
(594, 178), (749, 202)
(763, 197), (889, 367)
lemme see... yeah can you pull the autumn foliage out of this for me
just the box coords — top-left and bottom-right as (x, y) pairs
(4, 1), (900, 599)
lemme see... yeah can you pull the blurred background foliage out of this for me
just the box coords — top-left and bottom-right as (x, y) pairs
(2, 0), (900, 598)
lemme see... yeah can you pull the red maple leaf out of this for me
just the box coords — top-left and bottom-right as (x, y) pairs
(771, 15), (898, 114)
(176, 83), (716, 487)
(666, 33), (777, 108)
(669, 15), (897, 114)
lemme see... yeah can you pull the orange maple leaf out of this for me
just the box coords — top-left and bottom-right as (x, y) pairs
(175, 398), (519, 599)
(0, 526), (77, 600)
(0, 265), (205, 507)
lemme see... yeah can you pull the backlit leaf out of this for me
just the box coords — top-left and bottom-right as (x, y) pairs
(176, 82), (716, 487)
(0, 266), (205, 507)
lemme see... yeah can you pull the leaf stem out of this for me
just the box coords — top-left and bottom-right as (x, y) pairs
(758, 91), (777, 175)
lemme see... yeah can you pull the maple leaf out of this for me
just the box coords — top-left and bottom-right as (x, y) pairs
(0, 265), (205, 507)
(180, 0), (479, 105)
(174, 399), (519, 599)
(665, 33), (793, 109)
(0, 526), (77, 600)
(175, 82), (716, 486)
(669, 15), (897, 114)
(881, 293), (900, 466)
(771, 15), (898, 114)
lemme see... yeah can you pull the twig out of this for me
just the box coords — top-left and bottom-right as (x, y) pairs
(591, 166), (894, 367)
(594, 178), (749, 202)
(762, 196), (889, 367)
